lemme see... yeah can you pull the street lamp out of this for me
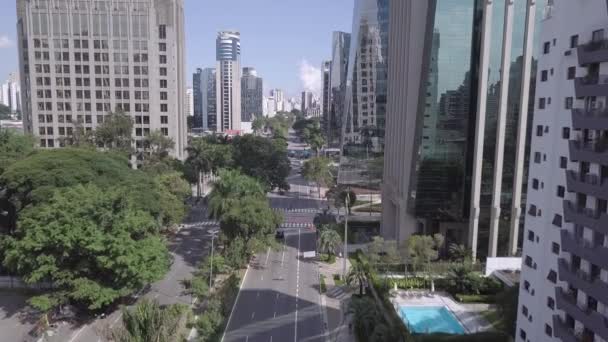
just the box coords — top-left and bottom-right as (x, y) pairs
(208, 229), (220, 290)
(342, 190), (350, 279)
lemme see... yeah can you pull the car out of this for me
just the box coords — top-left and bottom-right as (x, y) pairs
(275, 230), (285, 239)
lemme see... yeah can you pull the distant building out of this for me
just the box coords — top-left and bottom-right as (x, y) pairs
(321, 61), (331, 121)
(328, 31), (351, 147)
(301, 91), (307, 113)
(16, 0), (187, 159)
(216, 30), (241, 132)
(185, 87), (193, 117)
(264, 96), (277, 117)
(202, 68), (217, 130)
(193, 68), (203, 127)
(1, 73), (21, 113)
(241, 67), (263, 122)
(270, 89), (284, 111)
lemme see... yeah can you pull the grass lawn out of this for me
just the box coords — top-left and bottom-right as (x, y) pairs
(333, 274), (345, 286)
(318, 253), (336, 264)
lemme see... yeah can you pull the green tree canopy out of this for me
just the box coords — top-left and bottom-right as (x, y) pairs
(95, 110), (133, 153)
(318, 229), (341, 257)
(301, 157), (333, 198)
(231, 134), (290, 191)
(0, 129), (35, 175)
(112, 299), (186, 342)
(219, 195), (282, 246)
(2, 184), (170, 310)
(207, 169), (266, 219)
(404, 234), (444, 271)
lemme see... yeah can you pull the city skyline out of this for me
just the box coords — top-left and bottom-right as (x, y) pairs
(0, 0), (353, 99)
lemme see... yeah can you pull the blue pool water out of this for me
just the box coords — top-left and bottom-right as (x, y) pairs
(399, 306), (465, 334)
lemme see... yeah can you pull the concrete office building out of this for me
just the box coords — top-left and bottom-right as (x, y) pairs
(1, 73), (21, 113)
(381, 0), (541, 260)
(329, 31), (351, 147)
(301, 91), (307, 113)
(321, 60), (331, 121)
(516, 1), (608, 341)
(16, 0), (187, 159)
(241, 67), (263, 122)
(201, 68), (216, 130)
(216, 30), (241, 132)
(270, 88), (284, 111)
(193, 68), (203, 128)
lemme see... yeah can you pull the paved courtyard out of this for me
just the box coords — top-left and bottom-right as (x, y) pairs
(389, 289), (492, 334)
(0, 291), (37, 342)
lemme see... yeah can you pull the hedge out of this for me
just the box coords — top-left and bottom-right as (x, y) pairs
(414, 332), (513, 342)
(454, 294), (496, 304)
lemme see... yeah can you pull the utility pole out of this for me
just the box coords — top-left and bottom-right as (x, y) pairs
(208, 229), (219, 289)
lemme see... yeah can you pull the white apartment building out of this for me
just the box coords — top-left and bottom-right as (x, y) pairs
(16, 0), (187, 160)
(215, 30), (241, 132)
(185, 87), (193, 117)
(1, 72), (21, 113)
(517, 1), (608, 341)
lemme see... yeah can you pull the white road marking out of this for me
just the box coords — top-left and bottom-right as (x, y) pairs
(68, 325), (87, 342)
(246, 337), (249, 342)
(264, 247), (270, 267)
(281, 244), (286, 267)
(270, 336), (273, 342)
(221, 265), (250, 342)
(274, 311), (276, 318)
(294, 228), (301, 342)
(257, 292), (260, 299)
(261, 275), (264, 281)
(251, 311), (255, 320)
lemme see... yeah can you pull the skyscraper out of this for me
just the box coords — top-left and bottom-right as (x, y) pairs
(1, 73), (21, 113)
(185, 87), (193, 118)
(270, 89), (284, 111)
(321, 60), (331, 124)
(216, 30), (241, 132)
(201, 68), (217, 131)
(328, 31), (351, 147)
(193, 68), (203, 128)
(517, 1), (608, 341)
(241, 67), (263, 122)
(16, 0), (187, 159)
(301, 91), (307, 113)
(380, 0), (541, 260)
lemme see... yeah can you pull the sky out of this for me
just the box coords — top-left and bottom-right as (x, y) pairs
(0, 0), (353, 98)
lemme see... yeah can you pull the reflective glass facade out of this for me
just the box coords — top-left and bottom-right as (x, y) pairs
(339, 0), (389, 192)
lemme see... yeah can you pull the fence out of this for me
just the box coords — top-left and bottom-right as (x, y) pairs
(0, 276), (53, 290)
(375, 261), (485, 277)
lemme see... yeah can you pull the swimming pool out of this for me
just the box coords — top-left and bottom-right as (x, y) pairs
(399, 306), (465, 334)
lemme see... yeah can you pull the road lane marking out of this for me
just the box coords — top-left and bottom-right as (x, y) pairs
(261, 275), (264, 281)
(68, 325), (87, 342)
(264, 247), (270, 267)
(270, 336), (273, 342)
(220, 264), (250, 342)
(281, 244), (286, 267)
(246, 337), (249, 342)
(294, 228), (301, 342)
(274, 311), (276, 318)
(251, 311), (255, 320)
(257, 292), (260, 299)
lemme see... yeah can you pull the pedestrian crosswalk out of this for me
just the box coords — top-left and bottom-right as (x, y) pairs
(273, 207), (319, 214)
(279, 222), (314, 228)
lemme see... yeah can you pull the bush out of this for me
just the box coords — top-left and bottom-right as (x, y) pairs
(320, 275), (327, 293)
(480, 276), (504, 295)
(455, 294), (496, 304)
(414, 332), (512, 342)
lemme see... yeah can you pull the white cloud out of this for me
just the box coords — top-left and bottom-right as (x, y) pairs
(0, 35), (14, 48)
(299, 59), (321, 95)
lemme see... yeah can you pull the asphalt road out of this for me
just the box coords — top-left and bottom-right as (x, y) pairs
(223, 131), (327, 342)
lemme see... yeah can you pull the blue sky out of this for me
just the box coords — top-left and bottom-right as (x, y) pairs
(0, 0), (353, 98)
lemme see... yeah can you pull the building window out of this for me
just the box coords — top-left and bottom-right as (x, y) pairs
(570, 35), (579, 48)
(536, 125), (543, 137)
(541, 70), (548, 82)
(159, 55), (167, 64)
(159, 43), (166, 51)
(161, 127), (168, 136)
(161, 116), (168, 124)
(562, 127), (570, 139)
(160, 104), (168, 112)
(547, 270), (557, 283)
(545, 324), (553, 337)
(565, 97), (573, 109)
(552, 214), (563, 227)
(551, 242), (560, 255)
(539, 97), (546, 109)
(160, 80), (167, 88)
(520, 329), (527, 340)
(532, 178), (539, 190)
(547, 297), (555, 310)
(559, 156), (568, 169)
(534, 152), (542, 163)
(159, 25), (166, 39)
(160, 67), (167, 76)
(543, 41), (550, 54)
(521, 305), (528, 317)
(527, 230), (535, 242)
(160, 92), (168, 100)
(567, 66), (576, 80)
(525, 255), (534, 268)
(557, 185), (565, 198)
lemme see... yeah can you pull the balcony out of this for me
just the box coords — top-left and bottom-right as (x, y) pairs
(552, 315), (578, 342)
(558, 258), (608, 306)
(563, 200), (608, 235)
(578, 39), (608, 65)
(566, 170), (608, 201)
(569, 139), (608, 166)
(555, 287), (608, 341)
(560, 230), (608, 268)
(574, 75), (608, 97)
(571, 108), (608, 130)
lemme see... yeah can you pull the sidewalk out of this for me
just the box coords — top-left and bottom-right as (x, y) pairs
(318, 256), (356, 342)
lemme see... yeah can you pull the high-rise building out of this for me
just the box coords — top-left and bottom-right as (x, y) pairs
(241, 67), (263, 122)
(328, 31), (351, 147)
(16, 0), (187, 159)
(301, 91), (307, 113)
(516, 1), (608, 341)
(379, 0), (541, 260)
(270, 89), (284, 111)
(201, 68), (217, 131)
(185, 87), (193, 118)
(216, 30), (241, 132)
(321, 60), (331, 123)
(193, 68), (203, 128)
(1, 73), (21, 113)
(265, 96), (277, 117)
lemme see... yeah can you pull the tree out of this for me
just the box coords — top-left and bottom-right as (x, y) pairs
(318, 229), (341, 258)
(301, 157), (333, 198)
(207, 169), (266, 220)
(60, 121), (95, 148)
(231, 135), (290, 191)
(95, 110), (133, 153)
(346, 252), (371, 295)
(496, 285), (519, 336)
(28, 295), (58, 329)
(404, 234), (444, 272)
(219, 195), (282, 250)
(448, 243), (473, 262)
(348, 297), (380, 340)
(112, 299), (186, 342)
(252, 116), (266, 135)
(0, 129), (35, 175)
(326, 185), (357, 215)
(185, 137), (233, 197)
(2, 184), (170, 310)
(144, 130), (175, 162)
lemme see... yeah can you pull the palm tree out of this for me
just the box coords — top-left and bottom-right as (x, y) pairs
(185, 138), (212, 198)
(346, 252), (371, 295)
(348, 297), (379, 339)
(318, 229), (341, 259)
(448, 243), (472, 262)
(207, 169), (265, 219)
(446, 264), (474, 294)
(112, 299), (185, 342)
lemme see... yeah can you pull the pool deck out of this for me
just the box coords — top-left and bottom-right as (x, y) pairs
(389, 289), (493, 334)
